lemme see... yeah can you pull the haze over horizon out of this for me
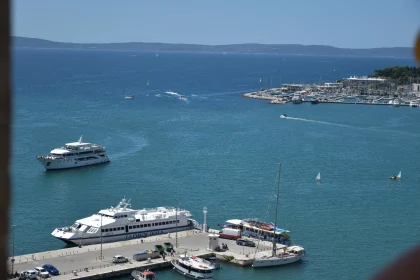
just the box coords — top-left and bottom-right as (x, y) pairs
(12, 0), (420, 49)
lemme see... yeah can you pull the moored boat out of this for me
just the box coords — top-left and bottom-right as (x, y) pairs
(171, 255), (216, 279)
(36, 136), (110, 170)
(252, 163), (305, 268)
(221, 218), (291, 245)
(51, 198), (198, 246)
(311, 98), (319, 104)
(131, 269), (158, 280)
(409, 100), (419, 107)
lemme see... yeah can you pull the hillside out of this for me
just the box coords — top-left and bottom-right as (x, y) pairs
(12, 36), (414, 58)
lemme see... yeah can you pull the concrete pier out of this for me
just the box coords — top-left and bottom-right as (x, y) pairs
(8, 229), (274, 279)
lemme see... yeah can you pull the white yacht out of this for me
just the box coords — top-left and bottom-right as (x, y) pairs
(409, 100), (419, 107)
(51, 198), (197, 246)
(36, 136), (110, 170)
(252, 246), (306, 267)
(392, 99), (400, 107)
(171, 255), (216, 279)
(252, 163), (305, 268)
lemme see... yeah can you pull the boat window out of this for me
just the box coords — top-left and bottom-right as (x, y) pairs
(148, 223), (151, 227)
(101, 229), (104, 232)
(129, 226), (132, 229)
(113, 228), (117, 231)
(105, 229), (108, 232)
(136, 219), (140, 222)
(140, 224), (143, 228)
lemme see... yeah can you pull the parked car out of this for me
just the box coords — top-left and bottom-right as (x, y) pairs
(34, 267), (49, 278)
(21, 270), (38, 279)
(112, 255), (128, 263)
(236, 238), (256, 247)
(42, 264), (59, 276)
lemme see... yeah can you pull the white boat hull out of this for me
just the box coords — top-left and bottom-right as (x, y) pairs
(52, 224), (195, 246)
(37, 155), (110, 170)
(252, 254), (303, 267)
(171, 260), (214, 279)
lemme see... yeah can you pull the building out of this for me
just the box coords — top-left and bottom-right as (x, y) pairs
(413, 83), (420, 92)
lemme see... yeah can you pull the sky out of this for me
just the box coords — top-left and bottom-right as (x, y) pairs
(12, 0), (420, 48)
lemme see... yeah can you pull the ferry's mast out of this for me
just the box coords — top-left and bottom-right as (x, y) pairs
(100, 214), (103, 260)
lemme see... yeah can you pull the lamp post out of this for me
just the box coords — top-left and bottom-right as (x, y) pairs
(202, 207), (208, 232)
(11, 225), (15, 276)
(175, 204), (179, 248)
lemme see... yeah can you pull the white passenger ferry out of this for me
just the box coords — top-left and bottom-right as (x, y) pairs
(36, 136), (110, 170)
(51, 198), (197, 246)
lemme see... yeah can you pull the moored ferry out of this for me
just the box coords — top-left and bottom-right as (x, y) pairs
(51, 198), (198, 246)
(36, 136), (110, 170)
(221, 218), (291, 245)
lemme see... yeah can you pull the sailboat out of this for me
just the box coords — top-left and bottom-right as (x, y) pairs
(390, 171), (401, 180)
(315, 172), (321, 181)
(252, 163), (306, 268)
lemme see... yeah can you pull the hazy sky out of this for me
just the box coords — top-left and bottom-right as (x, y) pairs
(12, 0), (420, 48)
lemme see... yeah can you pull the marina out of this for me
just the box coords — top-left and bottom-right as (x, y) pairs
(244, 75), (420, 107)
(9, 229), (279, 279)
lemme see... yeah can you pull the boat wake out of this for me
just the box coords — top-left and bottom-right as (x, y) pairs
(165, 91), (189, 102)
(282, 116), (351, 128)
(165, 91), (181, 97)
(281, 115), (420, 137)
(107, 133), (148, 160)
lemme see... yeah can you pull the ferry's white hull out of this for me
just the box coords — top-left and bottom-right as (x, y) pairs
(252, 254), (303, 267)
(37, 155), (110, 170)
(52, 224), (194, 246)
(171, 260), (213, 279)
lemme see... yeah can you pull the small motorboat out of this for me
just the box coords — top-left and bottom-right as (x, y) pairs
(280, 114), (287, 119)
(125, 96), (134, 99)
(311, 98), (319, 104)
(131, 269), (158, 280)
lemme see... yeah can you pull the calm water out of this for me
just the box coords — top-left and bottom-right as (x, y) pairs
(11, 49), (420, 280)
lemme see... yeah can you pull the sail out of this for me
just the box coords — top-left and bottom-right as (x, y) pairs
(397, 171), (401, 179)
(315, 172), (321, 181)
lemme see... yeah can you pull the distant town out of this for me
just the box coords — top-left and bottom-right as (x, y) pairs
(244, 66), (420, 107)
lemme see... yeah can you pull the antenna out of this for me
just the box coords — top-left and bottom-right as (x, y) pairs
(78, 135), (83, 144)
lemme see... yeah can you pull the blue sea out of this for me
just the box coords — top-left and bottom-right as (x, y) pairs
(11, 49), (420, 280)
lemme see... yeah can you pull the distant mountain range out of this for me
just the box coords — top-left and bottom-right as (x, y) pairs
(12, 36), (414, 58)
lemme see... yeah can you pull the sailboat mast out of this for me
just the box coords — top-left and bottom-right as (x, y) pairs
(272, 163), (281, 256)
